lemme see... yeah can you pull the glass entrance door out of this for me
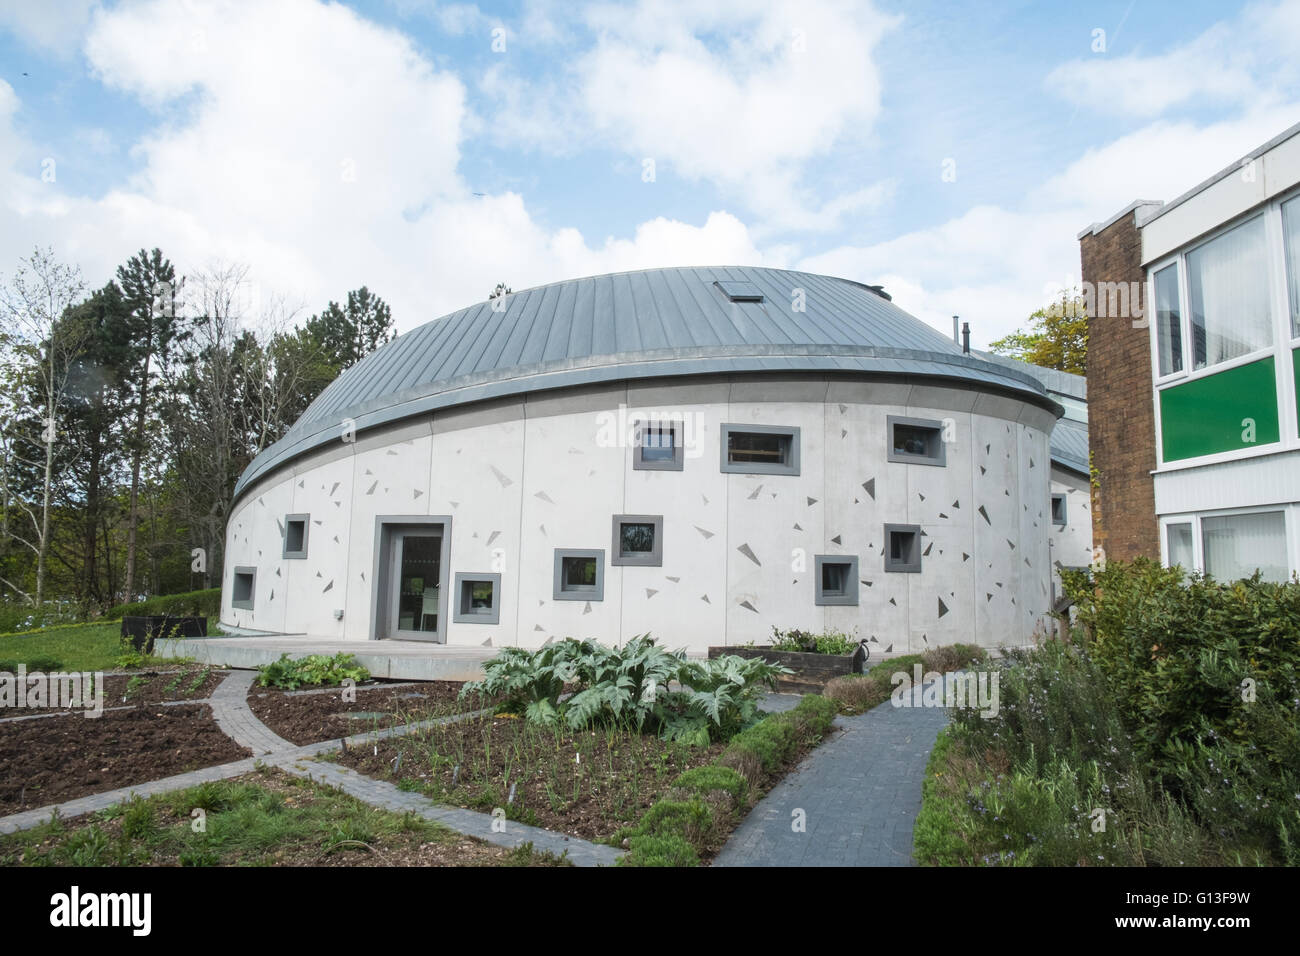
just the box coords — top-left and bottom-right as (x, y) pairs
(388, 530), (443, 641)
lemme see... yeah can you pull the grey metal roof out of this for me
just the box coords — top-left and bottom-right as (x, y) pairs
(974, 349), (1088, 475)
(234, 266), (1059, 498)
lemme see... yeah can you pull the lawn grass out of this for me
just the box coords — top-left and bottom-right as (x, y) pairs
(0, 767), (570, 867)
(0, 623), (129, 672)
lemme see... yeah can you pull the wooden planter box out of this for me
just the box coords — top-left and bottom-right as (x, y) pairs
(708, 644), (867, 694)
(120, 615), (208, 653)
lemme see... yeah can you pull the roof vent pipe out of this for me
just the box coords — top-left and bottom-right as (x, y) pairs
(961, 322), (970, 354)
(952, 315), (959, 345)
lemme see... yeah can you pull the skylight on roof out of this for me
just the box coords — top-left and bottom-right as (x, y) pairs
(714, 280), (764, 302)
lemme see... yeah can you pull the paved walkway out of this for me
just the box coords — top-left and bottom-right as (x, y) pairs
(713, 685), (949, 867)
(0, 670), (624, 866)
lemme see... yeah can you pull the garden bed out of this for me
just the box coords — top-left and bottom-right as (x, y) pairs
(710, 645), (864, 693)
(5, 665), (226, 717)
(0, 704), (251, 814)
(334, 713), (725, 841)
(0, 768), (567, 867)
(247, 681), (477, 746)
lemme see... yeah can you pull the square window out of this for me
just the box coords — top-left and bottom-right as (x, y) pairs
(611, 515), (663, 566)
(1153, 263), (1183, 376)
(887, 416), (946, 466)
(884, 524), (922, 573)
(452, 573), (501, 624)
(232, 567), (256, 609)
(1050, 493), (1067, 527)
(1201, 511), (1288, 584)
(633, 421), (684, 471)
(1186, 216), (1271, 369)
(720, 424), (800, 476)
(815, 555), (859, 606)
(553, 549), (605, 601)
(283, 513), (309, 559)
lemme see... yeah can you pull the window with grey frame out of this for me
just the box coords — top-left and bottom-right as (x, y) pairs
(884, 524), (922, 573)
(611, 515), (663, 567)
(283, 513), (310, 559)
(887, 416), (946, 466)
(452, 572), (501, 624)
(1050, 493), (1067, 527)
(633, 421), (684, 471)
(720, 423), (800, 475)
(232, 567), (256, 609)
(815, 555), (859, 606)
(553, 549), (605, 601)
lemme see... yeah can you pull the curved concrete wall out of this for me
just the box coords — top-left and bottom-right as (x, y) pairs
(222, 375), (1058, 654)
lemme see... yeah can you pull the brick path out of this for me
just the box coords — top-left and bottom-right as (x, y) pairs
(713, 683), (948, 867)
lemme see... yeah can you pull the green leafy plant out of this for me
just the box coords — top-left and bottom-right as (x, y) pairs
(255, 652), (370, 689)
(767, 627), (859, 655)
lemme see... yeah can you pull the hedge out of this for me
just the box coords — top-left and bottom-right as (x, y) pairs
(617, 694), (840, 866)
(105, 588), (222, 621)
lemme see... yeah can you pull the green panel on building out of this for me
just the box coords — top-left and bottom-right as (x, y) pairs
(1160, 357), (1279, 461)
(1294, 348), (1300, 436)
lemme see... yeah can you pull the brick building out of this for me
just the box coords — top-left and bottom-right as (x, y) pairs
(1079, 121), (1300, 581)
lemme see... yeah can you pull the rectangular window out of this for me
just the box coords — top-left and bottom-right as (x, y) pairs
(611, 515), (663, 567)
(887, 416), (946, 466)
(1186, 216), (1271, 370)
(1165, 522), (1194, 570)
(1050, 493), (1067, 527)
(1153, 263), (1183, 376)
(815, 555), (859, 606)
(1284, 196), (1300, 338)
(452, 573), (501, 624)
(884, 524), (922, 573)
(553, 549), (605, 601)
(720, 424), (800, 476)
(232, 567), (256, 609)
(1202, 511), (1288, 584)
(633, 421), (684, 471)
(283, 513), (309, 559)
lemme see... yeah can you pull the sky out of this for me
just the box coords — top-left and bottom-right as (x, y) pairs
(1, 0), (1298, 346)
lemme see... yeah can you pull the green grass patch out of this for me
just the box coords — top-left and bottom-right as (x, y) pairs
(0, 623), (127, 673)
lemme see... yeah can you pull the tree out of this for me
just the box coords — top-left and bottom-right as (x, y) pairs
(303, 286), (394, 372)
(0, 247), (90, 606)
(114, 248), (187, 602)
(988, 290), (1088, 375)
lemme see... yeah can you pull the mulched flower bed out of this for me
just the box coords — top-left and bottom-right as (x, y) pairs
(0, 704), (251, 814)
(2, 666), (226, 718)
(246, 682), (474, 746)
(335, 713), (724, 841)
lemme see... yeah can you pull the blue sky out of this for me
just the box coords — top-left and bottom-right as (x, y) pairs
(1, 0), (1297, 343)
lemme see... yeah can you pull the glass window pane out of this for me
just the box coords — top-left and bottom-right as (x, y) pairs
(1284, 196), (1300, 338)
(1154, 264), (1183, 375)
(397, 535), (441, 633)
(821, 562), (845, 594)
(562, 556), (597, 589)
(1165, 522), (1194, 570)
(1201, 512), (1288, 583)
(729, 432), (787, 464)
(893, 424), (936, 457)
(1186, 216), (1271, 369)
(619, 522), (655, 555)
(641, 424), (675, 460)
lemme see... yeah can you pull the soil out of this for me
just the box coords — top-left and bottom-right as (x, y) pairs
(246, 682), (474, 746)
(0, 704), (251, 814)
(1, 666), (225, 717)
(335, 713), (724, 841)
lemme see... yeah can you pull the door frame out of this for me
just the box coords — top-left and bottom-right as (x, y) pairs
(370, 515), (453, 642)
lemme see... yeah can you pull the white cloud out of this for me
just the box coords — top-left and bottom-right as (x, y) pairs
(1046, 0), (1300, 117)
(0, 0), (100, 58)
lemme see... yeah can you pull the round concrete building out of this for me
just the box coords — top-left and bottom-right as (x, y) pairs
(222, 266), (1065, 655)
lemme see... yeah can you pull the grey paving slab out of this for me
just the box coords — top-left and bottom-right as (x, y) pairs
(209, 669), (296, 755)
(712, 685), (949, 868)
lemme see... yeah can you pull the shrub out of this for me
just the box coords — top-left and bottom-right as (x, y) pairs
(921, 643), (987, 674)
(461, 635), (789, 742)
(106, 588), (221, 621)
(767, 627), (859, 655)
(255, 652), (370, 690)
(0, 655), (63, 672)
